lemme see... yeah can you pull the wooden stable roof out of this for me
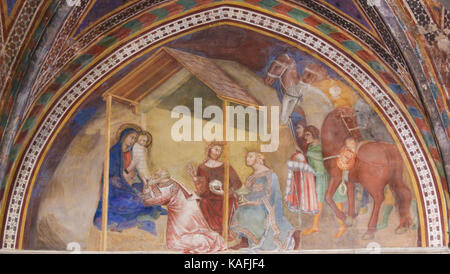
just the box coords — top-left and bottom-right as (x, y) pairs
(104, 47), (260, 109)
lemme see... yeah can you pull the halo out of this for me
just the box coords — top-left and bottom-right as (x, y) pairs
(115, 123), (142, 141)
(205, 141), (226, 157)
(140, 131), (153, 148)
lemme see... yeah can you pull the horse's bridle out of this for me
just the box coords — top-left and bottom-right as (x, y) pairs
(266, 59), (291, 80)
(267, 56), (303, 100)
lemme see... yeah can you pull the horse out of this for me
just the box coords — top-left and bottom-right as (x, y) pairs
(264, 53), (413, 239)
(353, 98), (394, 144)
(264, 53), (333, 127)
(321, 107), (413, 239)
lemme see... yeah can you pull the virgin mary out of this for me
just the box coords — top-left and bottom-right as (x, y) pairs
(93, 125), (167, 234)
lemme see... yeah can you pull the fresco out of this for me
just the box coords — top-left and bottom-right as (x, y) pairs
(24, 26), (420, 252)
(323, 0), (373, 31)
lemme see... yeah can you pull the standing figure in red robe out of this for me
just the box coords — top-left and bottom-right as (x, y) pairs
(187, 142), (242, 239)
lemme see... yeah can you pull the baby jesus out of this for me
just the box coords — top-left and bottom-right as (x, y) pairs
(125, 131), (153, 186)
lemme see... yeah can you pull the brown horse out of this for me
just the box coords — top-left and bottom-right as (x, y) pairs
(264, 54), (413, 239)
(322, 107), (413, 239)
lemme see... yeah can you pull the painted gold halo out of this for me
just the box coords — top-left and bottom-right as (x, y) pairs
(115, 123), (142, 142)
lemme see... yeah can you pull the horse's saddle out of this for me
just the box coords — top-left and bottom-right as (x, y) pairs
(335, 108), (362, 141)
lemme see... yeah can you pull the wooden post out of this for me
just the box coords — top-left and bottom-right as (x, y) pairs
(101, 94), (112, 251)
(141, 112), (146, 130)
(222, 100), (230, 246)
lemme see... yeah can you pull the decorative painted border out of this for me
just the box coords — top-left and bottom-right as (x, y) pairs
(0, 0), (45, 101)
(0, 1), (6, 42)
(24, 0), (417, 123)
(0, 0), (57, 138)
(0, 0), (26, 40)
(292, 0), (421, 104)
(25, 0), (94, 118)
(356, 0), (407, 69)
(0, 5), (446, 249)
(444, 9), (450, 30)
(293, 0), (405, 73)
(26, 0), (171, 116)
(403, 0), (436, 44)
(397, 0), (450, 140)
(0, 13), (4, 95)
(0, 6), (3, 44)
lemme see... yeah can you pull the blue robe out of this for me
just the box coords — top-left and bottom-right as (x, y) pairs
(93, 130), (167, 234)
(232, 171), (295, 251)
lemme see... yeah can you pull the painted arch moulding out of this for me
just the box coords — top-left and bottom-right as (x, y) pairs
(0, 2), (448, 250)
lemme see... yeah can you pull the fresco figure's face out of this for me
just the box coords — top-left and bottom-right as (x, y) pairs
(246, 152), (257, 167)
(138, 135), (148, 147)
(124, 132), (138, 147)
(209, 145), (223, 160)
(296, 124), (304, 137)
(300, 70), (317, 84)
(304, 131), (314, 144)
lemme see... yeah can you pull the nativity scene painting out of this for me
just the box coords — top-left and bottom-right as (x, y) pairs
(24, 26), (420, 253)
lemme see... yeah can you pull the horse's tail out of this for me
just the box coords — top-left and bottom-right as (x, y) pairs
(387, 147), (413, 227)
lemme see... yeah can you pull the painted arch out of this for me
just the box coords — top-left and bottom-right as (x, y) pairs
(0, 0), (448, 251)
